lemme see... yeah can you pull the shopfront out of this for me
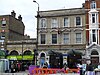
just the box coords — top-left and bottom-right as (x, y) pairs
(7, 55), (34, 71)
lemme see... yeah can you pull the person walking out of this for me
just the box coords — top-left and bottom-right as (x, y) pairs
(85, 60), (95, 75)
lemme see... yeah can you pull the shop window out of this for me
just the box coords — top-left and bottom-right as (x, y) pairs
(10, 50), (19, 55)
(24, 50), (32, 55)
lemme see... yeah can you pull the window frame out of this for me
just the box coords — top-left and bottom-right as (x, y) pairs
(92, 30), (96, 42)
(1, 32), (5, 39)
(90, 1), (96, 9)
(64, 17), (69, 27)
(92, 14), (96, 23)
(52, 34), (57, 44)
(40, 34), (46, 44)
(76, 33), (82, 43)
(40, 18), (46, 28)
(51, 18), (58, 28)
(1, 18), (6, 27)
(63, 33), (69, 44)
(75, 16), (82, 26)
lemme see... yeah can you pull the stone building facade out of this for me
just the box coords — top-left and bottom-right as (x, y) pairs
(35, 0), (100, 67)
(37, 8), (86, 66)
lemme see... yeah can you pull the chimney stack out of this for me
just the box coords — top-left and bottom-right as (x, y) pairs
(18, 15), (22, 21)
(11, 10), (16, 17)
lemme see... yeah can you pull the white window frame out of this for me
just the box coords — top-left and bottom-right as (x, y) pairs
(76, 33), (82, 44)
(92, 14), (95, 23)
(91, 13), (98, 24)
(92, 30), (97, 43)
(64, 17), (69, 27)
(40, 18), (46, 28)
(1, 18), (6, 27)
(75, 16), (82, 27)
(40, 34), (46, 44)
(1, 36), (5, 39)
(90, 1), (96, 9)
(63, 33), (69, 44)
(51, 18), (58, 28)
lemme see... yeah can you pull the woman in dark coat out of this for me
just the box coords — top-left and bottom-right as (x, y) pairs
(85, 63), (95, 75)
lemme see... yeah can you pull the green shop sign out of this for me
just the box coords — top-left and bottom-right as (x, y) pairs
(7, 55), (34, 60)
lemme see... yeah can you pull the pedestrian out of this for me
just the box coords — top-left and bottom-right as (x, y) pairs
(11, 63), (14, 73)
(63, 63), (67, 71)
(85, 61), (95, 75)
(17, 62), (21, 72)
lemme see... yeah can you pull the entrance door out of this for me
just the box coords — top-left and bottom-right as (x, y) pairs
(40, 53), (45, 67)
(91, 57), (99, 65)
(91, 50), (99, 65)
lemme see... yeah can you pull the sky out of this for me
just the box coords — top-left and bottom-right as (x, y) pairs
(0, 0), (85, 38)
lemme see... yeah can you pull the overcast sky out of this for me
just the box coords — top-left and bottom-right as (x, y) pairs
(0, 0), (85, 38)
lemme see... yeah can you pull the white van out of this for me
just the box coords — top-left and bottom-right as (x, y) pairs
(0, 59), (10, 73)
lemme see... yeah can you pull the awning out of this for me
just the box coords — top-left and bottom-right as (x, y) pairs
(48, 50), (62, 55)
(67, 49), (83, 56)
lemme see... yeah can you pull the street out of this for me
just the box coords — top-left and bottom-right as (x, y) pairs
(0, 70), (29, 75)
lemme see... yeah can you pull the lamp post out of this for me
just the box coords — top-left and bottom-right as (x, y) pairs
(22, 40), (23, 60)
(33, 0), (40, 66)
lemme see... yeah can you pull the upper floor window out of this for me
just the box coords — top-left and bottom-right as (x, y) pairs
(1, 32), (5, 39)
(64, 18), (69, 27)
(90, 1), (96, 9)
(52, 34), (57, 44)
(1, 18), (6, 27)
(51, 18), (58, 28)
(92, 30), (96, 42)
(63, 33), (69, 44)
(92, 14), (95, 23)
(76, 17), (81, 26)
(76, 33), (81, 43)
(91, 13), (98, 24)
(40, 34), (46, 44)
(40, 18), (46, 28)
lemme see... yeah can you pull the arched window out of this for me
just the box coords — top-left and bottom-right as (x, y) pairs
(91, 50), (98, 55)
(23, 50), (32, 55)
(10, 50), (19, 55)
(40, 53), (45, 57)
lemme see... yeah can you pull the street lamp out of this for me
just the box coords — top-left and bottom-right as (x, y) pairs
(33, 0), (39, 12)
(33, 0), (40, 65)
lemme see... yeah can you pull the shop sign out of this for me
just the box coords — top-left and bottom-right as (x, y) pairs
(7, 55), (34, 60)
(23, 55), (33, 60)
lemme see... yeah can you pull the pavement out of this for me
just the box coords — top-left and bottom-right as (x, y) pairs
(0, 70), (29, 75)
(0, 70), (80, 75)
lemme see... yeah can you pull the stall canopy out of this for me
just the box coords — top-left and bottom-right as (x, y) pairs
(67, 49), (83, 56)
